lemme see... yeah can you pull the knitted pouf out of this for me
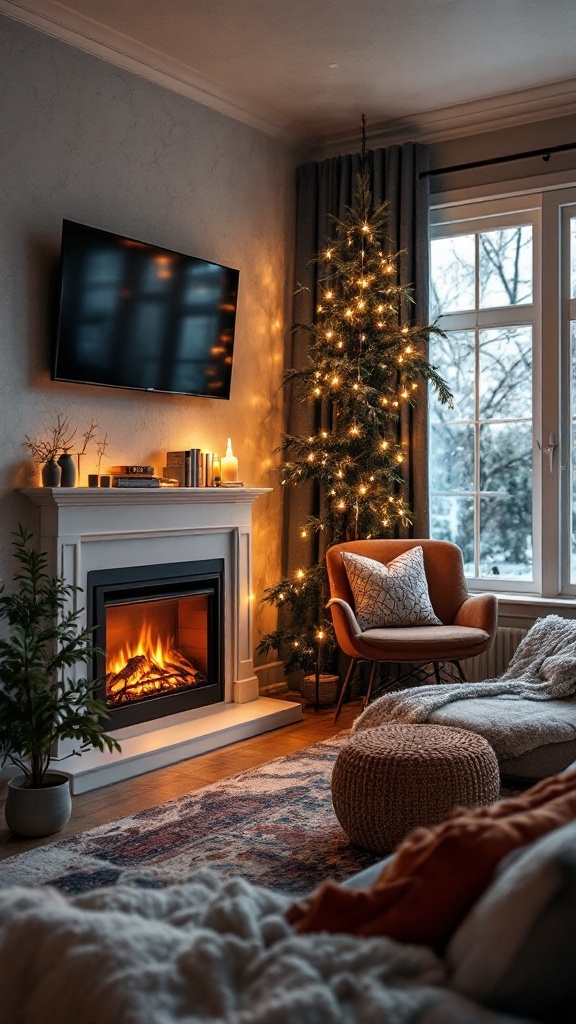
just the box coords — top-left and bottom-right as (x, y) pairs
(331, 723), (500, 854)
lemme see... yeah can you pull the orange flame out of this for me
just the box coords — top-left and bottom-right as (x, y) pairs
(107, 620), (176, 676)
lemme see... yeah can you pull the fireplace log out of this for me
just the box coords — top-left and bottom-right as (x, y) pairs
(106, 650), (206, 706)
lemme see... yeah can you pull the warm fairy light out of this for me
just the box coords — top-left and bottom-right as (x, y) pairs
(401, 389), (409, 398)
(359, 485), (367, 495)
(377, 321), (384, 328)
(412, 382), (418, 390)
(362, 224), (370, 233)
(331, 376), (340, 386)
(337, 500), (346, 510)
(377, 304), (384, 313)
(316, 630), (325, 640)
(314, 387), (321, 396)
(293, 641), (300, 647)
(325, 248), (332, 259)
(329, 488), (336, 496)
(405, 345), (412, 354)
(381, 440), (389, 449)
(308, 436), (314, 442)
(381, 397), (388, 406)
(396, 453), (404, 463)
(369, 475), (375, 482)
(325, 291), (333, 300)
(345, 308), (353, 318)
(336, 469), (344, 478)
(296, 569), (305, 580)
(349, 425), (360, 436)
(307, 453), (314, 462)
(353, 382), (359, 391)
(300, 529), (308, 538)
(382, 517), (389, 526)
(357, 299), (366, 310)
(358, 278), (369, 288)
(393, 400), (399, 407)
(317, 305), (324, 313)
(398, 355), (404, 364)
(337, 341), (344, 349)
(402, 326), (409, 334)
(326, 330), (333, 339)
(321, 430), (328, 438)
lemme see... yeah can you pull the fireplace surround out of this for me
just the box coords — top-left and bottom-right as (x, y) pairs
(88, 558), (225, 729)
(21, 487), (301, 792)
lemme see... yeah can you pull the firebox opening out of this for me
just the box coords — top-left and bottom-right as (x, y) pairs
(88, 559), (224, 730)
(105, 594), (209, 708)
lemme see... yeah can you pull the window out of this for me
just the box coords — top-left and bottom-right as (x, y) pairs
(429, 189), (576, 597)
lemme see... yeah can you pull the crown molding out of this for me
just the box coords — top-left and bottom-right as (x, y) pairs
(312, 78), (576, 159)
(0, 0), (301, 146)
(3, 0), (576, 156)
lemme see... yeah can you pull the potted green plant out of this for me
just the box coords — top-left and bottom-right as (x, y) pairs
(0, 526), (120, 837)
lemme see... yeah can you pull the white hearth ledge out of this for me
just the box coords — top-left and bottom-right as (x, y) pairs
(52, 697), (301, 794)
(21, 487), (302, 791)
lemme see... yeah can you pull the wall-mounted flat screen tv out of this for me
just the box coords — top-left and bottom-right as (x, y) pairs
(52, 220), (239, 399)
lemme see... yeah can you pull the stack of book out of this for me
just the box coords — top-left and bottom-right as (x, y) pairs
(163, 450), (204, 487)
(111, 466), (161, 488)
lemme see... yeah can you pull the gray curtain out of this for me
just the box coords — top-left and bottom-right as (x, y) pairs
(284, 143), (431, 577)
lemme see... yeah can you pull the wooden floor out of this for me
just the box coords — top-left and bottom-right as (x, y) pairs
(0, 696), (359, 863)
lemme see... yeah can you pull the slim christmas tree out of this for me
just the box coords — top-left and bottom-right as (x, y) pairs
(258, 126), (451, 693)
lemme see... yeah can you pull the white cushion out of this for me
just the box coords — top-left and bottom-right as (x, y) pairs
(341, 547), (442, 631)
(447, 819), (576, 1021)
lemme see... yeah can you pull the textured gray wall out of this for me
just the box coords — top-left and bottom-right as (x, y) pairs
(0, 15), (297, 651)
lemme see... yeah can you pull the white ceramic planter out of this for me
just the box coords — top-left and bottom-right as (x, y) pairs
(5, 772), (72, 837)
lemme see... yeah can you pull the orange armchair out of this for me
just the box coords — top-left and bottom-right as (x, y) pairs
(326, 539), (497, 721)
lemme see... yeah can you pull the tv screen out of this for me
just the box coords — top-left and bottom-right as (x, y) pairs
(52, 220), (239, 399)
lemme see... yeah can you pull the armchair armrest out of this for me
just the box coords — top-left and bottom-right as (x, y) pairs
(326, 597), (362, 638)
(454, 593), (498, 636)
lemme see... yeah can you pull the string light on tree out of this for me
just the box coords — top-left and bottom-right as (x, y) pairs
(258, 114), (452, 692)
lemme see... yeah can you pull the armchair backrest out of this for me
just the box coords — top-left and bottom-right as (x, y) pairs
(326, 539), (470, 626)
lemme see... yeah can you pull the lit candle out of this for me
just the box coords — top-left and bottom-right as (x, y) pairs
(220, 438), (238, 482)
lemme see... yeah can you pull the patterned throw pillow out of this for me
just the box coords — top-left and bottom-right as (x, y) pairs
(341, 546), (442, 630)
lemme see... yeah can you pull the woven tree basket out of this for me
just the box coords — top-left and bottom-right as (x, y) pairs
(300, 673), (339, 706)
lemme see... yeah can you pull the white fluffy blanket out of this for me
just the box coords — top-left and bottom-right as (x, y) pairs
(353, 615), (576, 759)
(0, 871), (528, 1023)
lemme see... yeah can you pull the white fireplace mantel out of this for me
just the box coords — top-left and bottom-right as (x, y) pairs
(21, 487), (301, 792)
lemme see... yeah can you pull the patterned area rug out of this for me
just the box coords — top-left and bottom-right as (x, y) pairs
(0, 733), (378, 896)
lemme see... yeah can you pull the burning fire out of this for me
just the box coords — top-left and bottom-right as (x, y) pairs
(106, 618), (204, 707)
(107, 621), (176, 677)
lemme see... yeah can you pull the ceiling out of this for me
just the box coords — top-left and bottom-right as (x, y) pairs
(3, 0), (576, 151)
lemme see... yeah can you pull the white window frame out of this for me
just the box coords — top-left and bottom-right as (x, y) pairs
(430, 195), (542, 595)
(553, 190), (576, 595)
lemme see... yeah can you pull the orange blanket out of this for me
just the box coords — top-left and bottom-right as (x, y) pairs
(286, 769), (576, 950)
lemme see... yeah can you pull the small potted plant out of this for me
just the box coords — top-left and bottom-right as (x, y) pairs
(0, 526), (121, 837)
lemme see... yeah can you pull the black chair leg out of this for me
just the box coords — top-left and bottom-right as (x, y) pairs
(363, 661), (379, 709)
(334, 657), (358, 722)
(433, 661), (443, 685)
(454, 660), (467, 682)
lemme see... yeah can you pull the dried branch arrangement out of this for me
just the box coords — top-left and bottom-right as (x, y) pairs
(95, 432), (110, 475)
(23, 415), (99, 464)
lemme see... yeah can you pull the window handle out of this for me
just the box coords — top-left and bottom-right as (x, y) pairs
(536, 433), (558, 473)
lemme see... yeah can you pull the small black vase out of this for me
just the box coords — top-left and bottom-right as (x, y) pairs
(58, 453), (77, 487)
(41, 459), (61, 487)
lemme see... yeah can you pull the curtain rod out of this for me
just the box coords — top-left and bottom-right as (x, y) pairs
(420, 141), (576, 179)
